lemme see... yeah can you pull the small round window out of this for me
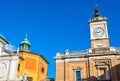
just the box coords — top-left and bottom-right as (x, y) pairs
(41, 67), (44, 73)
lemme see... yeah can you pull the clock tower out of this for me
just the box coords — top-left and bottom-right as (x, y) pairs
(88, 6), (110, 50)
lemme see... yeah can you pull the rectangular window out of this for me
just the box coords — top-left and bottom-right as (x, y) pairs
(75, 71), (82, 81)
(17, 64), (20, 71)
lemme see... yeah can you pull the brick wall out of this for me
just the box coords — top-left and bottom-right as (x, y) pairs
(55, 55), (120, 81)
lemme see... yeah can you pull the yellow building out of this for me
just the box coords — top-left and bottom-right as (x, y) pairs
(17, 36), (48, 81)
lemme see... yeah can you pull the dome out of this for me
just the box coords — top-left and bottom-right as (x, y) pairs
(20, 38), (31, 46)
(20, 35), (31, 51)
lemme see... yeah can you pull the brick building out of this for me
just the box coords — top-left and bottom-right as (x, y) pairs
(54, 6), (120, 81)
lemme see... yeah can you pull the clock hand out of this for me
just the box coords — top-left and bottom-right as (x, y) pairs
(96, 31), (100, 33)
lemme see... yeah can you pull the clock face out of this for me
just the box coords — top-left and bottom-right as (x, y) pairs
(93, 27), (104, 37)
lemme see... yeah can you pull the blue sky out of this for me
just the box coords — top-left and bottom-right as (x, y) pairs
(0, 0), (120, 79)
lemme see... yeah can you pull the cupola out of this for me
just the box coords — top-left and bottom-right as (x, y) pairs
(20, 35), (31, 52)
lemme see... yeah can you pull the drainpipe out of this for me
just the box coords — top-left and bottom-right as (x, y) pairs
(63, 51), (66, 81)
(64, 56), (65, 81)
(87, 56), (90, 81)
(63, 49), (69, 81)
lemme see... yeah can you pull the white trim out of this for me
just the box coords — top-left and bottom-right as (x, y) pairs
(56, 58), (87, 63)
(97, 68), (100, 80)
(55, 55), (120, 63)
(97, 67), (110, 80)
(106, 68), (110, 80)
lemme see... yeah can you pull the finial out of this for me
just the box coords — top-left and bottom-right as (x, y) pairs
(66, 49), (69, 52)
(65, 49), (69, 55)
(17, 48), (19, 54)
(25, 33), (28, 40)
(94, 5), (100, 17)
(94, 0), (97, 6)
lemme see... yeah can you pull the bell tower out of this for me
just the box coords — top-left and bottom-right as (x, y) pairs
(88, 6), (110, 50)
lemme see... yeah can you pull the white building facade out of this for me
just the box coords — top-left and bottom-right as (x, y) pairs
(0, 36), (20, 81)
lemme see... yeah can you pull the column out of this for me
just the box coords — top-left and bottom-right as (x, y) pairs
(8, 55), (19, 80)
(106, 67), (110, 80)
(97, 68), (100, 80)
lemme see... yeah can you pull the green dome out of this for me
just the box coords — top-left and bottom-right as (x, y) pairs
(20, 35), (31, 52)
(20, 38), (31, 45)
